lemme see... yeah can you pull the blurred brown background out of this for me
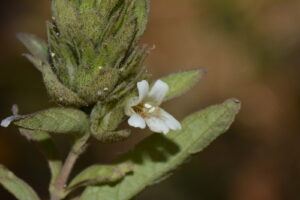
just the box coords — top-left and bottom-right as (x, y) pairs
(1, 0), (300, 199)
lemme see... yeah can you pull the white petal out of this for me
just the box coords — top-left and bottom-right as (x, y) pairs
(137, 80), (149, 102)
(1, 116), (17, 128)
(145, 117), (169, 134)
(148, 80), (169, 105)
(160, 109), (182, 131)
(124, 97), (140, 116)
(128, 114), (146, 129)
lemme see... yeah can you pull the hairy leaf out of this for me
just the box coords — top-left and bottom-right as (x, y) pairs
(42, 63), (88, 107)
(81, 98), (241, 200)
(0, 165), (40, 200)
(132, 0), (150, 44)
(13, 108), (89, 134)
(90, 100), (131, 143)
(17, 33), (48, 65)
(78, 68), (120, 104)
(161, 68), (206, 101)
(68, 163), (133, 191)
(92, 130), (132, 143)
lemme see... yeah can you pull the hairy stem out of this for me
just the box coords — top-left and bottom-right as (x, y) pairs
(50, 134), (89, 200)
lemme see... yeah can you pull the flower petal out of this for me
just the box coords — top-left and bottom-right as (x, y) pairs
(128, 114), (146, 129)
(160, 109), (182, 131)
(125, 97), (140, 116)
(1, 115), (23, 128)
(1, 116), (16, 127)
(145, 117), (169, 134)
(137, 80), (149, 102)
(148, 80), (169, 105)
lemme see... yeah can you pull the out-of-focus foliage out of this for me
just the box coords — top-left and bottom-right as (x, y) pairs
(0, 165), (39, 200)
(161, 69), (206, 101)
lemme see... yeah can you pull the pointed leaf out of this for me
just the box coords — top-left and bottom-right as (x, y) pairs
(68, 163), (133, 191)
(81, 98), (241, 200)
(41, 63), (88, 107)
(133, 0), (150, 43)
(17, 33), (48, 64)
(0, 165), (40, 200)
(161, 68), (206, 101)
(12, 108), (89, 134)
(90, 101), (131, 143)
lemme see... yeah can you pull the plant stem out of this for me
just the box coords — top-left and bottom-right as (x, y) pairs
(50, 134), (89, 200)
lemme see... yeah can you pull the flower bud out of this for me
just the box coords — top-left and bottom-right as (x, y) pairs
(46, 0), (150, 105)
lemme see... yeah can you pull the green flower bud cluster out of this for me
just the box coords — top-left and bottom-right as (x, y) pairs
(20, 0), (150, 107)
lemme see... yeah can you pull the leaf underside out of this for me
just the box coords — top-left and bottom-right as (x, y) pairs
(81, 98), (241, 200)
(14, 108), (89, 134)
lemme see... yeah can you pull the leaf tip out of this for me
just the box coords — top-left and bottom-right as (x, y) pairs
(224, 98), (242, 113)
(16, 33), (36, 43)
(196, 67), (208, 75)
(16, 32), (26, 40)
(188, 67), (208, 79)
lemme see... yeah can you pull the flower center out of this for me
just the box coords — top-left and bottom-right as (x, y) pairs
(133, 102), (159, 117)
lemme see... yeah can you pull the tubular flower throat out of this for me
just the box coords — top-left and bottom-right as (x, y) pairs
(125, 80), (181, 134)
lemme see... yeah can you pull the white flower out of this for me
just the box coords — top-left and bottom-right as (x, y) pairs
(125, 80), (181, 134)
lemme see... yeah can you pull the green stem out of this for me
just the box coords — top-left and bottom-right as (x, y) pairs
(50, 134), (89, 200)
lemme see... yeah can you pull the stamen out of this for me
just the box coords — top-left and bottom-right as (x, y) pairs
(144, 103), (152, 109)
(148, 107), (156, 113)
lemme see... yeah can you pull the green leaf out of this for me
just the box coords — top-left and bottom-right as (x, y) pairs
(161, 68), (206, 101)
(90, 101), (132, 143)
(17, 33), (48, 64)
(68, 163), (133, 191)
(0, 165), (40, 200)
(17, 30), (87, 107)
(41, 63), (88, 107)
(133, 0), (150, 43)
(81, 98), (241, 200)
(18, 129), (62, 188)
(78, 68), (120, 104)
(91, 102), (125, 133)
(92, 130), (132, 143)
(13, 108), (89, 134)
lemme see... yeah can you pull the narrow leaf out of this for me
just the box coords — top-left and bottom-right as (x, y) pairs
(133, 0), (150, 43)
(161, 68), (206, 101)
(17, 33), (48, 64)
(81, 98), (241, 200)
(41, 64), (88, 107)
(0, 165), (40, 200)
(13, 108), (89, 134)
(90, 101), (131, 143)
(68, 163), (133, 191)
